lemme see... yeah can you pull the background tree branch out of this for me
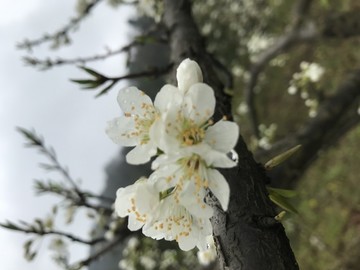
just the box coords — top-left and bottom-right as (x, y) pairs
(255, 69), (360, 188)
(244, 1), (360, 139)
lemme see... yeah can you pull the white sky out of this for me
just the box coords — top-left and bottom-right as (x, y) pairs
(0, 1), (134, 269)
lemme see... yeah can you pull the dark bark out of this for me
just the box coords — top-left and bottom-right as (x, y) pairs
(163, 1), (299, 269)
(255, 69), (360, 189)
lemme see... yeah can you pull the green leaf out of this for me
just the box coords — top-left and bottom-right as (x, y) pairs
(0, 221), (20, 231)
(95, 81), (117, 97)
(78, 66), (104, 79)
(159, 187), (176, 201)
(70, 79), (98, 85)
(265, 144), (301, 170)
(70, 79), (105, 89)
(267, 187), (297, 198)
(275, 211), (287, 221)
(269, 193), (298, 214)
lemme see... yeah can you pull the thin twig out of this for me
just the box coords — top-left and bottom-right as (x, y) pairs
(79, 201), (113, 216)
(82, 192), (114, 203)
(22, 35), (168, 70)
(73, 63), (173, 97)
(18, 128), (113, 214)
(17, 0), (103, 51)
(33, 180), (113, 215)
(17, 128), (80, 192)
(25, 228), (104, 245)
(75, 234), (127, 268)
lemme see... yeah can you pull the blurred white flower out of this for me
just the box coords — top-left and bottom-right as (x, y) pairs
(197, 235), (217, 266)
(300, 61), (325, 83)
(237, 102), (249, 115)
(104, 230), (115, 241)
(127, 237), (139, 250)
(247, 33), (273, 54)
(140, 256), (156, 270)
(287, 85), (297, 95)
(301, 91), (309, 99)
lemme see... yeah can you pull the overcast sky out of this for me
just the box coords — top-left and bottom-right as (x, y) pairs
(0, 1), (134, 269)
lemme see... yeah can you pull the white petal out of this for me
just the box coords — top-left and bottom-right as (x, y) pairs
(207, 169), (230, 211)
(128, 215), (144, 231)
(183, 83), (215, 124)
(117, 86), (154, 116)
(114, 186), (133, 217)
(105, 117), (137, 146)
(178, 235), (197, 251)
(154, 84), (183, 112)
(179, 181), (213, 219)
(126, 143), (157, 165)
(150, 110), (181, 153)
(208, 150), (237, 168)
(192, 144), (236, 168)
(135, 181), (158, 214)
(176, 58), (203, 93)
(205, 120), (239, 153)
(143, 220), (167, 240)
(149, 117), (168, 152)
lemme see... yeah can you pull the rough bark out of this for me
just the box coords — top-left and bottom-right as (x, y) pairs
(255, 69), (360, 189)
(163, 1), (299, 269)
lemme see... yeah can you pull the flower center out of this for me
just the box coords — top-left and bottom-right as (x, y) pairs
(181, 126), (205, 146)
(133, 114), (156, 145)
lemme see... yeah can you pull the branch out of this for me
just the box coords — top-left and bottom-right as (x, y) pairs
(22, 31), (168, 70)
(17, 0), (103, 51)
(245, 0), (314, 138)
(0, 221), (105, 245)
(255, 69), (360, 188)
(17, 128), (81, 192)
(71, 63), (173, 97)
(163, 1), (298, 269)
(71, 226), (134, 269)
(75, 236), (123, 268)
(245, 6), (360, 139)
(34, 180), (113, 215)
(18, 128), (113, 215)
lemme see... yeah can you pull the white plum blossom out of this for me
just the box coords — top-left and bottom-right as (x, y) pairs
(149, 60), (238, 213)
(142, 191), (213, 251)
(115, 177), (213, 251)
(108, 58), (240, 251)
(151, 60), (239, 169)
(115, 177), (156, 231)
(151, 154), (231, 213)
(106, 87), (158, 165)
(106, 85), (182, 165)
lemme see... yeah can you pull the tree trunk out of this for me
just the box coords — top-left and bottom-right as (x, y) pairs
(163, 0), (299, 269)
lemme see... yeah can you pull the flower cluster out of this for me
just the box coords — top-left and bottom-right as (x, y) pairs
(288, 61), (325, 118)
(106, 59), (239, 251)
